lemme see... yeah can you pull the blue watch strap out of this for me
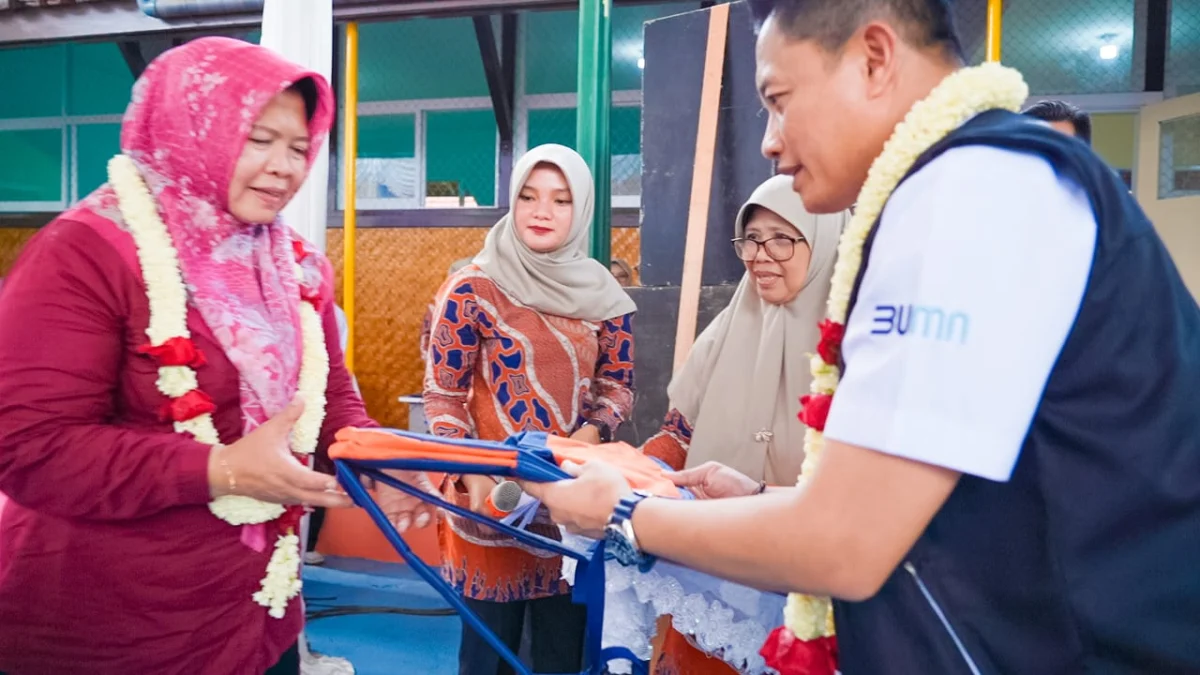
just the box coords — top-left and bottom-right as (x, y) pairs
(605, 491), (656, 572)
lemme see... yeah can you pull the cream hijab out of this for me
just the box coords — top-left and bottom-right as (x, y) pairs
(473, 144), (636, 321)
(669, 175), (848, 484)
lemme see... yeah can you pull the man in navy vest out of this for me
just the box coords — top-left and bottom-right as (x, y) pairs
(525, 0), (1200, 672)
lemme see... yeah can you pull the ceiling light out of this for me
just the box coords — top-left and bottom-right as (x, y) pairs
(1098, 33), (1119, 61)
(637, 57), (645, 70)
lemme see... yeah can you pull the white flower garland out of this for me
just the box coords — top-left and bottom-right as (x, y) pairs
(109, 154), (331, 618)
(786, 63), (1029, 640)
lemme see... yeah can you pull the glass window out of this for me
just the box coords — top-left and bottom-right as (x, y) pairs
(1166, 0), (1200, 96)
(1158, 113), (1200, 199)
(68, 43), (135, 117)
(76, 123), (123, 199)
(611, 106), (641, 204)
(526, 105), (641, 204)
(0, 45), (65, 119)
(523, 3), (700, 95)
(528, 107), (577, 149)
(425, 109), (497, 207)
(0, 129), (63, 204)
(357, 19), (488, 101)
(347, 114), (418, 209)
(1000, 0), (1140, 95)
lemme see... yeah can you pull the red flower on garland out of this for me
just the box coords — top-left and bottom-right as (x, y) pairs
(137, 337), (207, 368)
(300, 284), (324, 312)
(278, 504), (306, 536)
(798, 394), (833, 432)
(816, 319), (845, 365)
(161, 389), (216, 423)
(760, 626), (838, 675)
(291, 239), (311, 263)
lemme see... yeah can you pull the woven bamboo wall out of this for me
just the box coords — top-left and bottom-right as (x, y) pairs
(0, 225), (641, 429)
(0, 229), (38, 276)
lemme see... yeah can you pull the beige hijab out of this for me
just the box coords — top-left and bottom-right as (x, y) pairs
(669, 175), (848, 484)
(473, 144), (636, 321)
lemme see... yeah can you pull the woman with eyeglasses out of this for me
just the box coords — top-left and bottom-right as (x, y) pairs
(640, 174), (848, 675)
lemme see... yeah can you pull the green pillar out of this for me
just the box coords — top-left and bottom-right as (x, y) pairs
(576, 0), (613, 265)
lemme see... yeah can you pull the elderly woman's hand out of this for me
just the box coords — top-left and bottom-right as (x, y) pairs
(668, 461), (762, 499)
(521, 460), (632, 539)
(375, 470), (440, 532)
(209, 399), (353, 509)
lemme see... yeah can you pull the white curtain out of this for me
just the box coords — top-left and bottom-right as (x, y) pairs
(261, 0), (334, 253)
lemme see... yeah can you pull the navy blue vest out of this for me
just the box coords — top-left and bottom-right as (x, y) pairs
(834, 110), (1200, 674)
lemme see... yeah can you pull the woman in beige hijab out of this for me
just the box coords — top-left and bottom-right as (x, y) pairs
(423, 144), (637, 675)
(643, 174), (847, 674)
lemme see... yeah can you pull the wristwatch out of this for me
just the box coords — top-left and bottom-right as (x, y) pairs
(582, 418), (614, 443)
(604, 490), (657, 572)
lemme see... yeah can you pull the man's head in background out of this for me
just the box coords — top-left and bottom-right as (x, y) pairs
(609, 258), (634, 287)
(1022, 100), (1092, 145)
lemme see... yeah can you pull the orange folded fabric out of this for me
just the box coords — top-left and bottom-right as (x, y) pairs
(330, 428), (681, 498)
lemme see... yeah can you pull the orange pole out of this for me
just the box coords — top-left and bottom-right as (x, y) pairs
(985, 0), (1003, 62)
(342, 22), (359, 372)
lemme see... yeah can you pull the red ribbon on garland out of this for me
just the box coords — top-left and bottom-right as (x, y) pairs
(138, 337), (207, 368)
(160, 389), (216, 423)
(291, 239), (311, 263)
(816, 319), (845, 366)
(760, 626), (838, 675)
(798, 394), (833, 432)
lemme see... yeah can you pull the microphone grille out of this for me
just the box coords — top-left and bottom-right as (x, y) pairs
(493, 480), (524, 511)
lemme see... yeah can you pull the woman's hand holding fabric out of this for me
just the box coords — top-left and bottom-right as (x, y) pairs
(521, 460), (631, 539)
(569, 424), (602, 445)
(669, 461), (761, 499)
(460, 474), (500, 515)
(209, 399), (352, 509)
(376, 470), (440, 532)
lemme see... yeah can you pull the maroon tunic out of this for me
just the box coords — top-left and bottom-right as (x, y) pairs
(0, 216), (371, 674)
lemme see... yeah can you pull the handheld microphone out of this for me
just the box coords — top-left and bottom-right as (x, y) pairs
(484, 480), (524, 518)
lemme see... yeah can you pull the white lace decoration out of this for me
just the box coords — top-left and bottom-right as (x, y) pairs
(560, 532), (785, 675)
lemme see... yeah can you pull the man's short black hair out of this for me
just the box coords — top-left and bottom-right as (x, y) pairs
(1022, 99), (1092, 145)
(746, 0), (965, 63)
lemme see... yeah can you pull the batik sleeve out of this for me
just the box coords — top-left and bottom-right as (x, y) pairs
(585, 312), (636, 434)
(422, 279), (483, 439)
(642, 408), (694, 470)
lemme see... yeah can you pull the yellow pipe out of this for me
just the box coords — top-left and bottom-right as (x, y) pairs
(343, 22), (360, 372)
(985, 0), (1003, 62)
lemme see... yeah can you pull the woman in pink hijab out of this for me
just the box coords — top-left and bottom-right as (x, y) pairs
(0, 38), (433, 674)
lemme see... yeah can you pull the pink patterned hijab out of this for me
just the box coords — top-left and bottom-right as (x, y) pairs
(76, 37), (335, 433)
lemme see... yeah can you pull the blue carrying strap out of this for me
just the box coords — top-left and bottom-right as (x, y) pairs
(334, 460), (648, 675)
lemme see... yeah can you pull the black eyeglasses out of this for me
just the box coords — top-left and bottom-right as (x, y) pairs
(731, 235), (806, 262)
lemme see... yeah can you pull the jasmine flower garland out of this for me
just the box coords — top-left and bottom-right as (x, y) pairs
(108, 153), (331, 618)
(788, 63), (1029, 643)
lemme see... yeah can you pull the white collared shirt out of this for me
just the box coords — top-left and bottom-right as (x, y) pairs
(823, 145), (1097, 481)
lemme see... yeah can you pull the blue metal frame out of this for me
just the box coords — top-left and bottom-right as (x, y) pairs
(335, 459), (648, 675)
